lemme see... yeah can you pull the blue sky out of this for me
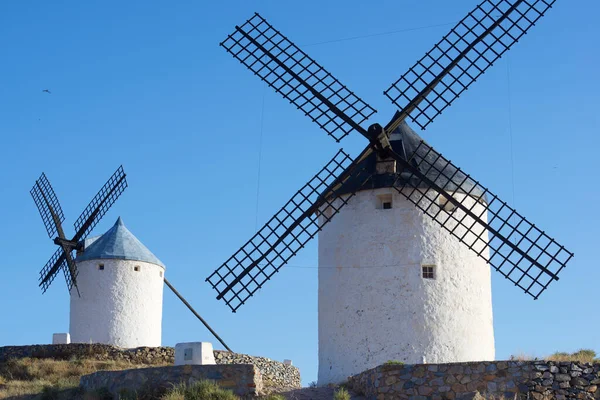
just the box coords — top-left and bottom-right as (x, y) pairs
(0, 0), (598, 385)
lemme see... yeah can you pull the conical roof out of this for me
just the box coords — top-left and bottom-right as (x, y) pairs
(334, 116), (484, 198)
(76, 217), (165, 268)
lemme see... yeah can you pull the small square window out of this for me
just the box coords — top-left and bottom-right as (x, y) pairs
(377, 194), (393, 210)
(422, 265), (436, 280)
(439, 194), (456, 213)
(98, 264), (104, 271)
(134, 266), (141, 272)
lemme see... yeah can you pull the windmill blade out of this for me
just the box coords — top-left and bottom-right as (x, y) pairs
(62, 250), (79, 293)
(206, 148), (374, 312)
(221, 13), (376, 142)
(384, 0), (555, 131)
(387, 140), (572, 299)
(39, 248), (67, 293)
(62, 254), (79, 293)
(30, 173), (65, 238)
(73, 166), (127, 242)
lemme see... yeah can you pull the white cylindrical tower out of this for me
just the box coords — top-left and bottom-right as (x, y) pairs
(71, 217), (165, 348)
(317, 122), (495, 384)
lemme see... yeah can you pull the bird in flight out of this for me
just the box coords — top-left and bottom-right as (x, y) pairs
(42, 89), (51, 94)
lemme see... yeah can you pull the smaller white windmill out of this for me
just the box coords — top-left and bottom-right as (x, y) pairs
(31, 167), (231, 350)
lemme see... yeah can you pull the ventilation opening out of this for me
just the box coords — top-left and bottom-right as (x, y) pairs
(439, 194), (456, 212)
(98, 264), (104, 271)
(422, 265), (436, 280)
(377, 194), (393, 210)
(159, 271), (163, 278)
(134, 266), (141, 272)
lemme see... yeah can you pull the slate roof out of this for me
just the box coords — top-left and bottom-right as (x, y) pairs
(76, 217), (165, 268)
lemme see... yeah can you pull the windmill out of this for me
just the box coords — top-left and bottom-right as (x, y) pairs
(31, 166), (233, 351)
(31, 166), (127, 294)
(207, 0), (574, 383)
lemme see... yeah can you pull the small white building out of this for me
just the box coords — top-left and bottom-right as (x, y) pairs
(317, 122), (495, 384)
(70, 217), (165, 348)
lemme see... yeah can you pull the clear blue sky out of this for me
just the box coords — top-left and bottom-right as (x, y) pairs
(0, 0), (598, 385)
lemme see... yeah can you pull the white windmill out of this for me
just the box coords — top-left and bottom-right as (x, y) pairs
(31, 167), (163, 347)
(31, 167), (233, 351)
(209, 0), (571, 384)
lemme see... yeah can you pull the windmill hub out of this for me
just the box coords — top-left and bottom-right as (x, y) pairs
(53, 237), (79, 250)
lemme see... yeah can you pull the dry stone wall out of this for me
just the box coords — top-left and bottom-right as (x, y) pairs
(80, 364), (262, 399)
(0, 344), (300, 389)
(348, 360), (600, 400)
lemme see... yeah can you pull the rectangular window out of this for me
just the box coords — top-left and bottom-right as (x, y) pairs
(422, 265), (436, 280)
(438, 194), (456, 212)
(377, 193), (393, 210)
(134, 266), (141, 272)
(98, 264), (104, 271)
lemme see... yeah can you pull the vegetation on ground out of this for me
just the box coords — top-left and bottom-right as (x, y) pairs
(160, 380), (238, 400)
(510, 348), (599, 363)
(0, 357), (168, 399)
(383, 360), (404, 366)
(333, 387), (350, 400)
(547, 349), (599, 363)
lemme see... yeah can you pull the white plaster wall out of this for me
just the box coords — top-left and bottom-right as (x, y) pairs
(318, 188), (495, 384)
(70, 259), (164, 348)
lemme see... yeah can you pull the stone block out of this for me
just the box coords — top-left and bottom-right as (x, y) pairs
(52, 333), (70, 345)
(174, 342), (215, 366)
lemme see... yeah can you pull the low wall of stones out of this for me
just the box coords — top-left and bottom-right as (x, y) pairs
(348, 360), (600, 400)
(80, 364), (262, 399)
(0, 344), (300, 389)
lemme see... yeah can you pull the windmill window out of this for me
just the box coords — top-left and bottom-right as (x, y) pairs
(422, 265), (436, 280)
(134, 266), (141, 272)
(98, 264), (104, 271)
(438, 194), (456, 212)
(377, 194), (393, 210)
(159, 271), (163, 277)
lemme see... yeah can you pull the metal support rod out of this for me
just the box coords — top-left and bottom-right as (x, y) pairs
(164, 277), (233, 352)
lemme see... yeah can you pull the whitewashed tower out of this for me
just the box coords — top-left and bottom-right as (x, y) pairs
(317, 123), (495, 384)
(72, 217), (165, 348)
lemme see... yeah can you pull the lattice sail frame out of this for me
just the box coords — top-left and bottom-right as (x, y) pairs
(391, 141), (573, 299)
(31, 173), (65, 239)
(385, 0), (555, 130)
(73, 165), (127, 241)
(206, 150), (372, 312)
(221, 13), (377, 142)
(39, 248), (67, 293)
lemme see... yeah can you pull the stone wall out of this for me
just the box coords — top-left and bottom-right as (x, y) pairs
(80, 364), (262, 399)
(0, 344), (300, 389)
(348, 360), (600, 400)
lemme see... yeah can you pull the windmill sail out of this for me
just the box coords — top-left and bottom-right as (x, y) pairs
(206, 149), (373, 312)
(386, 131), (572, 299)
(384, 0), (556, 132)
(221, 13), (376, 142)
(73, 166), (128, 242)
(39, 248), (67, 293)
(31, 173), (66, 239)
